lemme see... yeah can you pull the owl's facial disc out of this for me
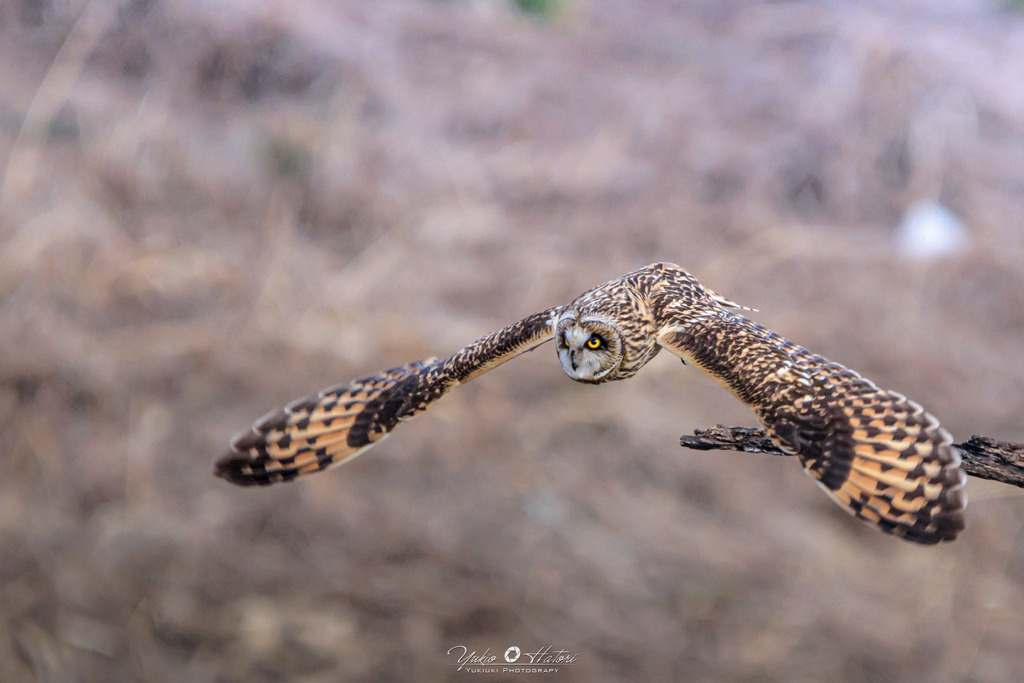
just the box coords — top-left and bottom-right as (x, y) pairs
(556, 317), (622, 383)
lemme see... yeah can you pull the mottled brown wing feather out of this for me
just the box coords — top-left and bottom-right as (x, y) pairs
(214, 308), (560, 486)
(763, 358), (966, 544)
(658, 309), (966, 545)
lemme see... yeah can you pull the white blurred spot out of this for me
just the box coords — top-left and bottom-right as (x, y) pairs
(894, 201), (969, 260)
(523, 487), (568, 527)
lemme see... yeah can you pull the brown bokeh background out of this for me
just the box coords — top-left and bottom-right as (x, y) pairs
(3, 1), (1024, 680)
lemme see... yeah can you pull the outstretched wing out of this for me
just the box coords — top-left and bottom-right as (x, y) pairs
(657, 304), (966, 544)
(215, 308), (560, 486)
(758, 355), (965, 544)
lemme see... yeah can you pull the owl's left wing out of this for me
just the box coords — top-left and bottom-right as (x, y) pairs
(656, 306), (966, 544)
(215, 307), (560, 486)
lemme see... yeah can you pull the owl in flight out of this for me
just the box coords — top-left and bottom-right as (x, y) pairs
(216, 263), (966, 544)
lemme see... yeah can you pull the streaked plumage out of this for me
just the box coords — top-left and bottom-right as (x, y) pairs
(216, 263), (966, 544)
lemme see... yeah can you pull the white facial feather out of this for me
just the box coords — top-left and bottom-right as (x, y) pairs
(557, 322), (612, 381)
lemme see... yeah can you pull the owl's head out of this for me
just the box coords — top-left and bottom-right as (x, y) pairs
(555, 313), (623, 383)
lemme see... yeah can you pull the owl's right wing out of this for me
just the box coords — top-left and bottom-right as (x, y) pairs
(215, 307), (561, 486)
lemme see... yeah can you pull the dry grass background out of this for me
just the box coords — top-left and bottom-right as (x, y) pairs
(2, 0), (1024, 680)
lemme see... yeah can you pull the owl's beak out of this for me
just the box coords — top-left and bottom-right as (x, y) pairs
(570, 351), (578, 371)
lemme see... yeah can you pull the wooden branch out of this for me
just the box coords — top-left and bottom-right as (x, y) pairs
(680, 425), (1024, 489)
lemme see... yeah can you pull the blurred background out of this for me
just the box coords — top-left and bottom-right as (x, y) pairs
(2, 0), (1024, 680)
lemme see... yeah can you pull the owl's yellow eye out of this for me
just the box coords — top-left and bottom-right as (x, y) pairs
(586, 335), (603, 350)
(563, 337), (571, 348)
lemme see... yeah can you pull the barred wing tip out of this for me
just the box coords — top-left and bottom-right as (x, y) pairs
(213, 448), (261, 486)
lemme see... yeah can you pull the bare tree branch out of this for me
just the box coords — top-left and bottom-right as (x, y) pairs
(681, 425), (1024, 489)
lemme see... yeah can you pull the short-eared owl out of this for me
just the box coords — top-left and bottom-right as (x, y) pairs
(216, 263), (966, 544)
